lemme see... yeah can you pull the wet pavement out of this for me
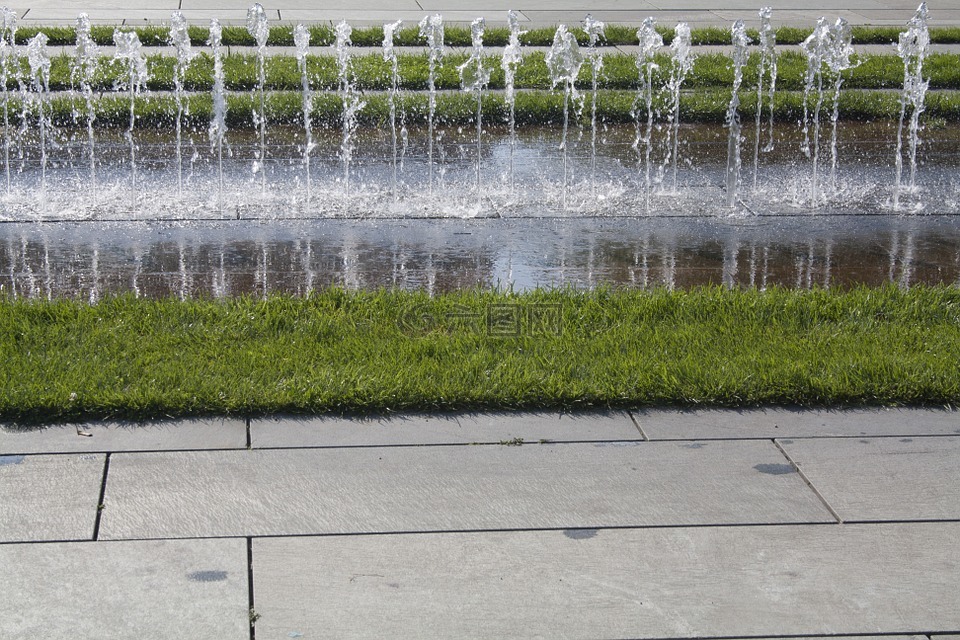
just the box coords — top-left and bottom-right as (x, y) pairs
(0, 214), (957, 298)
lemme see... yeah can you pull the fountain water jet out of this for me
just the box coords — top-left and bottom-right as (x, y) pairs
(335, 21), (364, 196)
(208, 19), (228, 215)
(419, 15), (444, 194)
(826, 18), (856, 195)
(799, 17), (856, 206)
(894, 2), (930, 210)
(664, 21), (693, 195)
(583, 14), (604, 197)
(752, 7), (777, 191)
(800, 18), (830, 206)
(72, 14), (98, 196)
(725, 20), (750, 209)
(383, 19), (402, 202)
(169, 11), (194, 198)
(634, 18), (662, 212)
(501, 10), (525, 193)
(113, 31), (148, 211)
(458, 17), (490, 202)
(246, 3), (269, 194)
(0, 7), (16, 195)
(26, 33), (50, 193)
(294, 24), (314, 205)
(546, 25), (583, 210)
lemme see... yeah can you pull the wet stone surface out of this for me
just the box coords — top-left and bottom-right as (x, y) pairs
(1, 214), (958, 298)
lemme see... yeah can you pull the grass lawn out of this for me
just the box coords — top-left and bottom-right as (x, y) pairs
(1, 286), (958, 424)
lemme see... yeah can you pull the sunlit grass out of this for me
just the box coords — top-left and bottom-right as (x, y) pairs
(1, 286), (958, 424)
(29, 51), (960, 93)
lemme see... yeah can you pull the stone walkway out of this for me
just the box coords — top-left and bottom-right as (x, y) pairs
(2, 408), (959, 638)
(8, 0), (960, 26)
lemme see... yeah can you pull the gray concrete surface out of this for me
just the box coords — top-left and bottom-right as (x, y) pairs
(4, 409), (959, 637)
(252, 523), (960, 639)
(0, 538), (249, 640)
(250, 410), (641, 448)
(635, 407), (960, 440)
(7, 0), (960, 26)
(0, 418), (246, 455)
(0, 453), (103, 542)
(779, 435), (960, 521)
(98, 441), (831, 539)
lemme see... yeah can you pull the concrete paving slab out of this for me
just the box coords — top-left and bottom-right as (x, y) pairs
(24, 0), (173, 9)
(0, 453), (103, 543)
(99, 440), (830, 539)
(23, 8), (270, 23)
(252, 522), (960, 639)
(0, 538), (248, 640)
(522, 10), (727, 25)
(250, 411), (640, 448)
(779, 436), (960, 521)
(711, 9), (884, 23)
(598, 11), (726, 24)
(635, 407), (960, 440)
(662, 0), (890, 11)
(0, 418), (246, 455)
(277, 10), (527, 24)
(418, 0), (660, 11)
(516, 9), (922, 28)
(180, 0), (421, 10)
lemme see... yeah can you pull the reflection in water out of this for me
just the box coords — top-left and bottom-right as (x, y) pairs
(0, 217), (956, 300)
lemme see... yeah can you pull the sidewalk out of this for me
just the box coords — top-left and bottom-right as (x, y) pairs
(10, 0), (960, 27)
(2, 408), (959, 638)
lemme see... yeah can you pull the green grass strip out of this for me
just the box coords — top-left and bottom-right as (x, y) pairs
(10, 23), (960, 47)
(18, 88), (960, 129)
(21, 51), (960, 94)
(2, 286), (959, 424)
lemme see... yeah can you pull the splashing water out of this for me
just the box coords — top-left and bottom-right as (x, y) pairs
(27, 33), (50, 193)
(458, 18), (490, 201)
(0, 9), (952, 222)
(634, 18), (662, 212)
(169, 11), (194, 197)
(208, 19), (228, 215)
(294, 24), (314, 205)
(583, 14), (604, 197)
(664, 21), (693, 195)
(800, 18), (831, 205)
(247, 3), (269, 194)
(725, 20), (750, 209)
(894, 2), (930, 210)
(546, 24), (583, 210)
(502, 10), (525, 193)
(752, 7), (777, 190)
(73, 14), (98, 196)
(826, 18), (856, 195)
(383, 19), (402, 202)
(0, 7), (17, 195)
(113, 30), (148, 211)
(419, 14), (444, 194)
(336, 21), (364, 196)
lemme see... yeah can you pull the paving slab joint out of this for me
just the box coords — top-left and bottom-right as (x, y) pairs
(626, 410), (649, 440)
(247, 536), (257, 640)
(773, 438), (843, 524)
(91, 453), (111, 541)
